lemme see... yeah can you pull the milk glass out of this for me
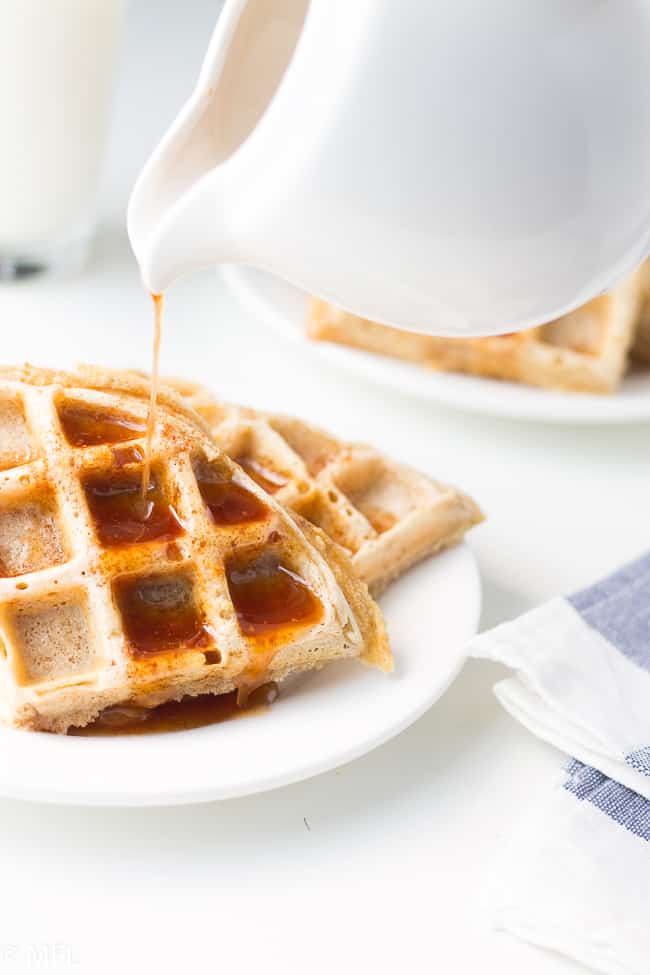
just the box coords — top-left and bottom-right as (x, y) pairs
(0, 0), (125, 279)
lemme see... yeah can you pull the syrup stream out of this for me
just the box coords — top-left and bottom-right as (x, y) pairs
(141, 292), (163, 499)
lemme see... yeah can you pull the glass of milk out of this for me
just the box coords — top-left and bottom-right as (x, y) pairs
(0, 0), (125, 279)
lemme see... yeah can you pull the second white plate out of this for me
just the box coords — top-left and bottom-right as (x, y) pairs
(222, 265), (650, 424)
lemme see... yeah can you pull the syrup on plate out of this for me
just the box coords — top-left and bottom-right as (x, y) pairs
(71, 682), (278, 736)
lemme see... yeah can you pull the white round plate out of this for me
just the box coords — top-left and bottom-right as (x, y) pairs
(222, 266), (650, 424)
(0, 545), (480, 806)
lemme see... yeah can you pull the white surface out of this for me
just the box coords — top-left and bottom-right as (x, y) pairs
(224, 264), (650, 423)
(0, 546), (478, 806)
(0, 0), (125, 250)
(0, 1), (647, 972)
(129, 0), (650, 336)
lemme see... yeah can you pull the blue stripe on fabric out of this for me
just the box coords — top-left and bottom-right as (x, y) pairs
(568, 551), (650, 671)
(626, 747), (650, 777)
(564, 759), (650, 842)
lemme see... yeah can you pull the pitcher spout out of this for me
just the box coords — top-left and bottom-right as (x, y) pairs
(128, 166), (234, 295)
(128, 0), (311, 295)
(126, 0), (253, 293)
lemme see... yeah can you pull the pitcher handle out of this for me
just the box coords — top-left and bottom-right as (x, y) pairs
(128, 0), (309, 293)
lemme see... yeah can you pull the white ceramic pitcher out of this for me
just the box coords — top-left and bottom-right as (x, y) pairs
(128, 0), (650, 337)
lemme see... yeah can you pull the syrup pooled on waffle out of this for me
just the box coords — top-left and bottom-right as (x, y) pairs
(167, 380), (483, 595)
(0, 366), (389, 733)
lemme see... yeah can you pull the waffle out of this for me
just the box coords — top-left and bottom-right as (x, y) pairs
(0, 365), (389, 733)
(632, 259), (650, 365)
(307, 269), (644, 394)
(167, 379), (483, 595)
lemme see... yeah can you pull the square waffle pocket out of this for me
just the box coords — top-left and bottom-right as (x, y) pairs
(167, 380), (483, 595)
(306, 268), (644, 394)
(0, 365), (389, 733)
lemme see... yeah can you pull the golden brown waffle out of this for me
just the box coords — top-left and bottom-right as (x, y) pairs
(632, 259), (650, 365)
(0, 365), (389, 733)
(307, 269), (644, 394)
(167, 380), (483, 595)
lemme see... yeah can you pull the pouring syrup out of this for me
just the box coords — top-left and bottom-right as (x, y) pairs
(141, 291), (163, 499)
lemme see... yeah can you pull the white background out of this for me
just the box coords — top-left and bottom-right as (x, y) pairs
(0, 1), (647, 972)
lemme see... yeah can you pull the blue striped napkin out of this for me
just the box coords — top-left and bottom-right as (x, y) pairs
(468, 552), (650, 974)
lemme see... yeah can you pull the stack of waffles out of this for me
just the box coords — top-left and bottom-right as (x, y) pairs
(308, 261), (650, 393)
(169, 379), (484, 596)
(0, 365), (392, 733)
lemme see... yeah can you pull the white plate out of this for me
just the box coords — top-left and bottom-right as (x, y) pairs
(0, 545), (480, 807)
(222, 266), (650, 424)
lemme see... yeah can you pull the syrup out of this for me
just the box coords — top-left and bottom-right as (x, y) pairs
(193, 456), (269, 525)
(114, 571), (211, 656)
(226, 551), (323, 638)
(111, 444), (144, 468)
(141, 291), (163, 499)
(234, 454), (288, 494)
(59, 402), (145, 447)
(84, 468), (183, 547)
(70, 683), (278, 736)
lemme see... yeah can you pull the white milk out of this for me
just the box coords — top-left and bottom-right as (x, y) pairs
(0, 0), (125, 269)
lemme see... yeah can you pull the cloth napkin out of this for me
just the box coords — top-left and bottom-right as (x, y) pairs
(492, 759), (650, 975)
(468, 551), (650, 975)
(470, 551), (650, 800)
